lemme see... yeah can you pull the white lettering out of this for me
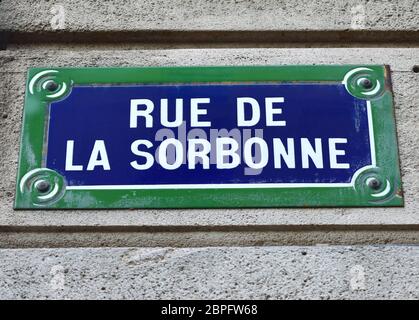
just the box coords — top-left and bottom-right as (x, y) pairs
(161, 98), (183, 128)
(65, 140), (83, 171)
(273, 138), (295, 168)
(159, 138), (183, 170)
(237, 97), (260, 127)
(216, 137), (240, 169)
(130, 140), (154, 170)
(190, 98), (211, 127)
(329, 138), (350, 169)
(86, 140), (110, 171)
(130, 99), (154, 128)
(243, 137), (269, 169)
(188, 139), (211, 169)
(265, 97), (286, 126)
(301, 138), (323, 169)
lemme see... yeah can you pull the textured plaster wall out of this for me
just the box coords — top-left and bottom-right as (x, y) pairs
(0, 0), (418, 299)
(1, 246), (418, 300)
(1, 48), (418, 246)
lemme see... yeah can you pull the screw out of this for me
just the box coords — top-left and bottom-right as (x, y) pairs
(368, 178), (381, 190)
(35, 180), (50, 193)
(360, 78), (373, 89)
(44, 80), (59, 92)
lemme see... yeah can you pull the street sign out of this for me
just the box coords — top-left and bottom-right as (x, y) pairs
(15, 66), (403, 208)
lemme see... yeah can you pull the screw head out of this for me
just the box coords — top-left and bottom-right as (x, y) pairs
(360, 78), (373, 89)
(35, 180), (50, 193)
(368, 178), (381, 190)
(44, 80), (59, 92)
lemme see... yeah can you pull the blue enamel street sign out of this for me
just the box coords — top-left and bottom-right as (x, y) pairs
(49, 83), (371, 186)
(15, 66), (403, 208)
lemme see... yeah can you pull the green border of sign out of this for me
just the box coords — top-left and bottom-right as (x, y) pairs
(14, 65), (403, 209)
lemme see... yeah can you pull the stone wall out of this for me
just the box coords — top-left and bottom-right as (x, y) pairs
(0, 0), (418, 299)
